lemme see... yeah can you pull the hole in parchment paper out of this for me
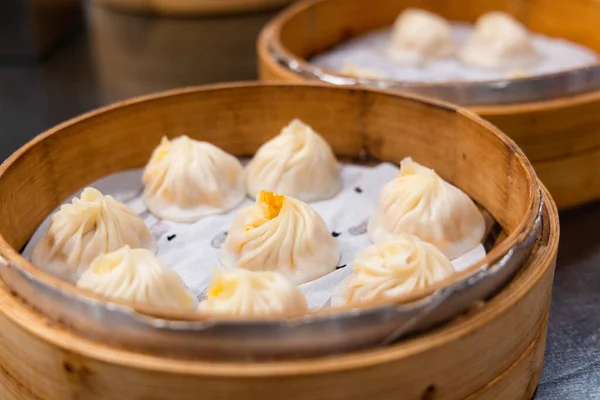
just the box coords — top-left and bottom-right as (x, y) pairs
(348, 219), (368, 236)
(210, 231), (228, 249)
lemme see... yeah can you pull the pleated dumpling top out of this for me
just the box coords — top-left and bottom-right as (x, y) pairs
(31, 187), (156, 281)
(245, 119), (342, 203)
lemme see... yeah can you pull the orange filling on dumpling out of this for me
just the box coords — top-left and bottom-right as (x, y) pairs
(91, 255), (117, 275)
(143, 143), (171, 182)
(207, 276), (238, 299)
(244, 190), (285, 232)
(258, 190), (284, 220)
(154, 147), (170, 162)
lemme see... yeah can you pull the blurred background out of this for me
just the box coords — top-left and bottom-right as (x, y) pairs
(0, 0), (286, 161)
(0, 1), (598, 399)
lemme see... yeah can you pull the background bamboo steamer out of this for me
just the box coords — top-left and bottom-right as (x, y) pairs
(0, 82), (557, 398)
(88, 3), (283, 105)
(256, 0), (600, 209)
(92, 0), (293, 16)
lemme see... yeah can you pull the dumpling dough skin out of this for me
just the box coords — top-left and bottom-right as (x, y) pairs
(143, 136), (245, 222)
(245, 119), (342, 203)
(199, 269), (308, 316)
(78, 246), (198, 309)
(332, 233), (455, 306)
(388, 8), (456, 65)
(221, 190), (340, 285)
(460, 11), (539, 69)
(368, 158), (485, 259)
(32, 188), (157, 281)
(341, 64), (384, 79)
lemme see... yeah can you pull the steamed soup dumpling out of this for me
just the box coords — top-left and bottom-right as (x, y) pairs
(77, 246), (198, 309)
(368, 158), (485, 259)
(388, 8), (456, 65)
(460, 11), (539, 69)
(143, 136), (245, 222)
(221, 190), (340, 285)
(199, 269), (308, 316)
(341, 64), (384, 79)
(31, 188), (156, 281)
(245, 119), (342, 202)
(332, 233), (455, 307)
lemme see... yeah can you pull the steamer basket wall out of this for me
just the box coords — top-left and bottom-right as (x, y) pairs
(88, 3), (285, 105)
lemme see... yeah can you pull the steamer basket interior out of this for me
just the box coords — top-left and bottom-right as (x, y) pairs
(266, 0), (600, 106)
(0, 83), (540, 359)
(0, 83), (536, 260)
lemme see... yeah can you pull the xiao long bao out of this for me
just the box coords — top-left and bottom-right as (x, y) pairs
(368, 158), (485, 259)
(221, 190), (340, 285)
(245, 119), (342, 202)
(332, 233), (455, 306)
(388, 8), (456, 65)
(306, 5), (599, 85)
(31, 188), (157, 281)
(199, 269), (308, 316)
(77, 246), (198, 310)
(143, 135), (245, 223)
(341, 64), (383, 79)
(460, 11), (539, 69)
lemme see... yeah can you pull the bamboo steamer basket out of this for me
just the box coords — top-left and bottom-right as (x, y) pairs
(88, 3), (282, 105)
(0, 82), (558, 398)
(0, 191), (557, 400)
(93, 0), (293, 16)
(257, 0), (600, 209)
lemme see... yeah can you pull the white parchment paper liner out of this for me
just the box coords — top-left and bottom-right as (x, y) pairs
(24, 162), (486, 310)
(312, 24), (599, 84)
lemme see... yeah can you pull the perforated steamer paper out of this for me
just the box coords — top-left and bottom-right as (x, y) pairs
(24, 163), (486, 310)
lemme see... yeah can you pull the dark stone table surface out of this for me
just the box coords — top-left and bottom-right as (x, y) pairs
(0, 4), (598, 399)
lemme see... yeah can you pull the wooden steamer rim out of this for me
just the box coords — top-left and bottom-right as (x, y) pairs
(257, 0), (600, 209)
(0, 186), (558, 399)
(93, 0), (294, 16)
(0, 82), (541, 359)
